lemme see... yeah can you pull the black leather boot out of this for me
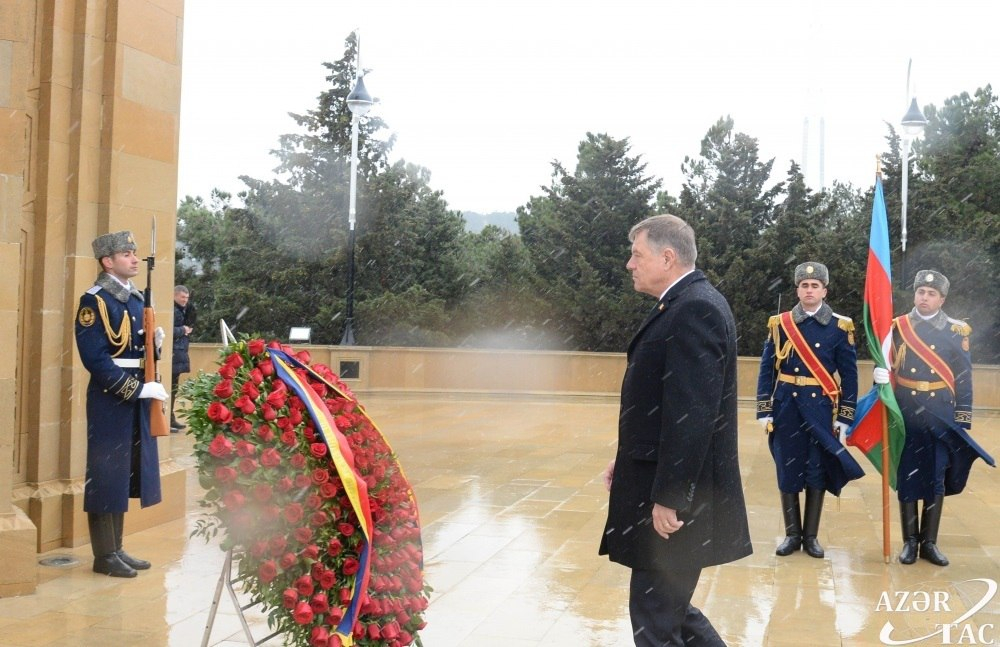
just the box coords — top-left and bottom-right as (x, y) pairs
(113, 512), (150, 570)
(897, 501), (919, 564)
(919, 496), (949, 566)
(802, 487), (825, 558)
(89, 513), (136, 578)
(775, 492), (803, 556)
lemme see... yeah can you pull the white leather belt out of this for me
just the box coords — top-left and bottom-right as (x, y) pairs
(112, 358), (144, 368)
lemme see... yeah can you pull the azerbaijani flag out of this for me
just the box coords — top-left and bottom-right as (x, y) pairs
(846, 175), (906, 489)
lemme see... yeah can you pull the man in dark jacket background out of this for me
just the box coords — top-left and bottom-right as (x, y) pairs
(600, 214), (752, 646)
(171, 285), (194, 431)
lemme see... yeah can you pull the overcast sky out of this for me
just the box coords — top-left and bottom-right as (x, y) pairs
(178, 0), (997, 215)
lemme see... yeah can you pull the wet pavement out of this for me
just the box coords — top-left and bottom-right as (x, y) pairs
(2, 396), (999, 646)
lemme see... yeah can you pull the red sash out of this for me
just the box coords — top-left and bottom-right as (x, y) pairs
(778, 312), (840, 399)
(894, 315), (956, 395)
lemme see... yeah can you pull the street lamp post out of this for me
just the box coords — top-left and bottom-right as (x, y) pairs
(900, 97), (928, 254)
(340, 73), (373, 346)
(899, 95), (928, 290)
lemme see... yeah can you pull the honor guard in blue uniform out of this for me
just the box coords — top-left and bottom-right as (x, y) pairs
(756, 262), (864, 558)
(873, 270), (995, 566)
(75, 231), (166, 578)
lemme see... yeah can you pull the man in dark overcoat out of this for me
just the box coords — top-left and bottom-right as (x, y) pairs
(75, 231), (166, 577)
(756, 262), (864, 559)
(873, 270), (995, 566)
(171, 285), (193, 431)
(600, 214), (752, 646)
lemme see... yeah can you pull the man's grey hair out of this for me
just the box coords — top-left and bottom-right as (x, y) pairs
(628, 214), (698, 266)
(174, 285), (190, 294)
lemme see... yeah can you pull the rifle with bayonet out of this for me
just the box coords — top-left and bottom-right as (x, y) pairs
(143, 219), (170, 438)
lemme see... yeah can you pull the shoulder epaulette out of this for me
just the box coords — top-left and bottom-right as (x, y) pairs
(832, 313), (854, 333)
(86, 285), (101, 295)
(947, 317), (972, 336)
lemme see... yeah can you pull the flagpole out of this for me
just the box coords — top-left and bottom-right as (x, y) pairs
(881, 408), (890, 563)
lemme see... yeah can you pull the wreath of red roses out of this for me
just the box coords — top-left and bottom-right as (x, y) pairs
(183, 338), (429, 647)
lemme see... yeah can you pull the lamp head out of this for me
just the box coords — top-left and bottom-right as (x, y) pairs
(347, 76), (373, 116)
(901, 97), (928, 137)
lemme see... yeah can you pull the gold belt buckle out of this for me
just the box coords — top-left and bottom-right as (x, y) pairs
(795, 376), (808, 386)
(916, 380), (930, 392)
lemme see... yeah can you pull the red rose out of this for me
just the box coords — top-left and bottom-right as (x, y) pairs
(252, 483), (273, 502)
(306, 494), (323, 510)
(280, 430), (297, 446)
(310, 592), (329, 615)
(290, 454), (307, 469)
(342, 557), (360, 575)
(319, 481), (339, 499)
(266, 388), (287, 408)
(294, 526), (314, 544)
(301, 543), (320, 560)
(208, 434), (234, 458)
(338, 522), (355, 537)
(282, 587), (298, 609)
(229, 417), (252, 435)
(309, 443), (328, 458)
(257, 424), (275, 442)
(284, 503), (304, 524)
(260, 447), (281, 468)
(381, 622), (400, 640)
(214, 465), (237, 483)
(310, 381), (328, 398)
(310, 511), (328, 527)
(259, 359), (275, 377)
(213, 380), (234, 399)
(276, 476), (294, 492)
(241, 381), (260, 400)
(207, 402), (233, 425)
(292, 600), (314, 625)
(327, 606), (344, 625)
(294, 473), (312, 488)
(296, 350), (312, 364)
(311, 468), (329, 485)
(259, 560), (278, 584)
(289, 408), (304, 426)
(367, 624), (381, 640)
(261, 404), (277, 421)
(338, 588), (352, 604)
(248, 367), (264, 385)
(327, 538), (343, 557)
(250, 540), (268, 559)
(238, 457), (259, 475)
(269, 536), (287, 555)
(235, 440), (257, 458)
(280, 552), (297, 570)
(222, 490), (245, 508)
(225, 352), (244, 369)
(218, 363), (237, 380)
(319, 569), (337, 589)
(248, 339), (266, 356)
(295, 574), (315, 597)
(262, 504), (281, 522)
(234, 395), (256, 415)
(309, 626), (329, 647)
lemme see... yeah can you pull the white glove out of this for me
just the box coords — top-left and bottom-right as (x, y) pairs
(873, 367), (890, 384)
(139, 382), (168, 401)
(154, 326), (165, 350)
(758, 416), (773, 431)
(834, 421), (850, 443)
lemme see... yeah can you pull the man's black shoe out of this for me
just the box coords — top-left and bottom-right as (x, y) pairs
(93, 553), (137, 578)
(117, 550), (151, 570)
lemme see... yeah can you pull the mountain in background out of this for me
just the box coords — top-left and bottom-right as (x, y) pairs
(462, 211), (517, 233)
